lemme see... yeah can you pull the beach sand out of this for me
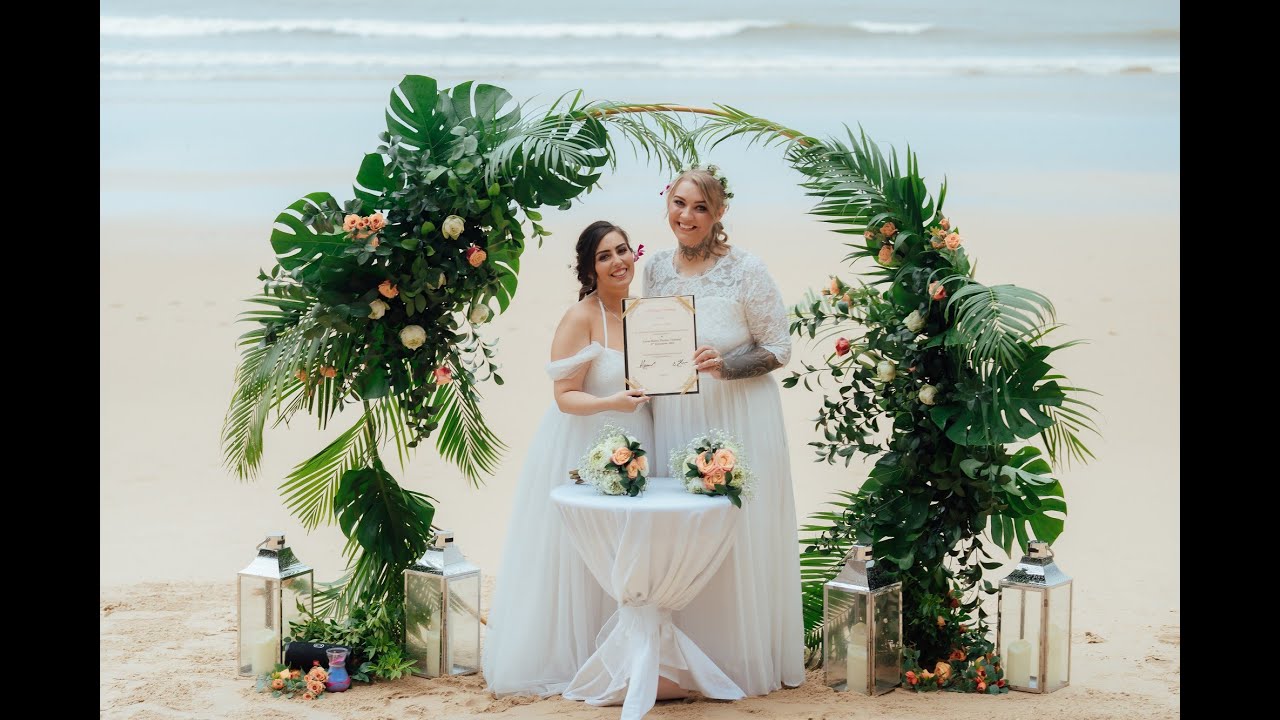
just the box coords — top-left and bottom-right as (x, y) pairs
(100, 174), (1179, 718)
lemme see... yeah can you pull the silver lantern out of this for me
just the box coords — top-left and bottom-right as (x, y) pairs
(823, 544), (903, 695)
(237, 533), (313, 677)
(997, 541), (1072, 693)
(404, 530), (481, 677)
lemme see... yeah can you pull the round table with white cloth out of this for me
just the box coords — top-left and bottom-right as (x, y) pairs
(551, 476), (746, 720)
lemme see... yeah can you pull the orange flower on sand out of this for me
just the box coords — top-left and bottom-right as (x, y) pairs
(302, 691), (316, 701)
(712, 448), (736, 473)
(934, 661), (952, 681)
(290, 670), (301, 680)
(318, 365), (338, 379)
(271, 678), (285, 690)
(611, 446), (633, 466)
(976, 680), (987, 692)
(929, 281), (947, 301)
(307, 680), (325, 694)
(702, 469), (725, 491)
(949, 648), (967, 661)
(835, 337), (851, 356)
(920, 670), (934, 683)
(433, 366), (453, 385)
(466, 245), (487, 267)
(378, 279), (399, 298)
(905, 670), (918, 686)
(306, 666), (328, 683)
(880, 221), (898, 238)
(945, 232), (962, 250)
(877, 244), (894, 265)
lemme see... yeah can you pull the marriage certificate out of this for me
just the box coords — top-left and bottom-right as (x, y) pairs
(621, 294), (699, 396)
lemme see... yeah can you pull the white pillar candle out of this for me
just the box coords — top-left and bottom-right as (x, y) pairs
(846, 622), (868, 693)
(1005, 638), (1031, 688)
(1046, 623), (1068, 686)
(247, 630), (278, 676)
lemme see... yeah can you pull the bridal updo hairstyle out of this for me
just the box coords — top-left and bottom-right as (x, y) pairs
(668, 167), (731, 257)
(575, 220), (631, 300)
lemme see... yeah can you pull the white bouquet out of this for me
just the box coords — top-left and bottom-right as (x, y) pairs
(669, 429), (755, 508)
(575, 424), (649, 496)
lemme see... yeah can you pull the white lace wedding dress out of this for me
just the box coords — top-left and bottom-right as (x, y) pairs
(482, 302), (655, 697)
(642, 246), (806, 695)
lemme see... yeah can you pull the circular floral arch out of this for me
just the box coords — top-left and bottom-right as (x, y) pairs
(223, 75), (1096, 671)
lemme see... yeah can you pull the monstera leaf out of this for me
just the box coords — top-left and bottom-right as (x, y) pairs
(270, 192), (351, 285)
(386, 76), (519, 159)
(969, 446), (1067, 555)
(929, 345), (1063, 447)
(334, 463), (435, 575)
(487, 111), (611, 209)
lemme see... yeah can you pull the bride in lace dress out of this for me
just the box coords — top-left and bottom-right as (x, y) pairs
(482, 221), (653, 697)
(642, 168), (805, 696)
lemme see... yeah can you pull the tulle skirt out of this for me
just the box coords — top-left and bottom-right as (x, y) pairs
(651, 373), (806, 696)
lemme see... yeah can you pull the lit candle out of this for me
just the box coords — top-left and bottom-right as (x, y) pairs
(1005, 638), (1031, 688)
(846, 622), (868, 693)
(1046, 623), (1068, 687)
(247, 630), (278, 675)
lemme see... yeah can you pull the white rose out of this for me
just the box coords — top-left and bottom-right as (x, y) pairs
(904, 310), (926, 333)
(876, 360), (897, 382)
(919, 384), (939, 406)
(468, 304), (491, 325)
(442, 215), (465, 240)
(368, 299), (389, 319)
(400, 325), (427, 350)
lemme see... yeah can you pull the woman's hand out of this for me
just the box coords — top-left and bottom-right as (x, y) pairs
(608, 388), (651, 413)
(694, 345), (724, 379)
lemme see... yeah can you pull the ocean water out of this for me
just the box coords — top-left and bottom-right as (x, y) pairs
(101, 0), (1180, 236)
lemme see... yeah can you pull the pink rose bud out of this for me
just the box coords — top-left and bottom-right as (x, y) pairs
(433, 366), (453, 385)
(929, 281), (947, 301)
(940, 217), (951, 231)
(466, 245), (488, 267)
(945, 233), (962, 250)
(835, 337), (851, 356)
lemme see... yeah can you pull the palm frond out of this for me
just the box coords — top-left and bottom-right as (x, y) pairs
(482, 111), (610, 206)
(1038, 382), (1101, 466)
(588, 102), (698, 175)
(433, 373), (507, 487)
(688, 103), (816, 153)
(947, 282), (1057, 368)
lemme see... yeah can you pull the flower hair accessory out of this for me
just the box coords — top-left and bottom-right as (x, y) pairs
(635, 243), (645, 259)
(665, 162), (735, 201)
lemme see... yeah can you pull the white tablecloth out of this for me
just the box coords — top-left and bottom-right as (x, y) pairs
(551, 477), (746, 720)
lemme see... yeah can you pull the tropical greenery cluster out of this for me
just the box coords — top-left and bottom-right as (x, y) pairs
(221, 73), (1096, 679)
(779, 134), (1098, 669)
(285, 600), (419, 682)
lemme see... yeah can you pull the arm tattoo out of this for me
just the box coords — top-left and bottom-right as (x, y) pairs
(718, 346), (782, 380)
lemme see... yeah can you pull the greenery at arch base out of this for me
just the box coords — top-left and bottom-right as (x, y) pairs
(221, 75), (1098, 683)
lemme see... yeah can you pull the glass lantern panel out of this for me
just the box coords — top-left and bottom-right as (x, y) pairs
(1045, 582), (1072, 691)
(1000, 586), (1044, 690)
(405, 572), (444, 677)
(872, 587), (902, 695)
(446, 572), (482, 674)
(823, 586), (870, 693)
(281, 573), (312, 639)
(239, 575), (279, 676)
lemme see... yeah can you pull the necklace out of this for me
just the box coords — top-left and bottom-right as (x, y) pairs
(595, 294), (624, 322)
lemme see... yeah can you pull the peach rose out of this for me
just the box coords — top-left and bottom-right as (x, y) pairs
(945, 233), (962, 250)
(905, 670), (918, 686)
(829, 277), (840, 295)
(695, 452), (714, 474)
(934, 661), (952, 682)
(936, 615), (946, 628)
(713, 448), (736, 473)
(626, 464), (639, 479)
(307, 667), (327, 682)
(271, 678), (285, 690)
(976, 680), (987, 692)
(466, 245), (487, 267)
(864, 229), (876, 241)
(928, 281), (946, 301)
(627, 456), (647, 477)
(302, 691), (316, 700)
(880, 221), (897, 238)
(378, 279), (399, 298)
(433, 366), (453, 385)
(931, 236), (946, 250)
(940, 217), (951, 231)
(611, 446), (633, 466)
(369, 236), (380, 249)
(295, 369), (308, 383)
(633, 455), (647, 473)
(368, 212), (386, 231)
(877, 244), (894, 265)
(318, 365), (337, 379)
(307, 680), (325, 694)
(703, 469), (725, 490)
(920, 670), (934, 683)
(343, 214), (360, 232)
(835, 337), (851, 356)
(290, 669), (301, 680)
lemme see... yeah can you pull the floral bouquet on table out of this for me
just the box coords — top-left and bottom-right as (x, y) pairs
(670, 429), (755, 508)
(574, 424), (649, 497)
